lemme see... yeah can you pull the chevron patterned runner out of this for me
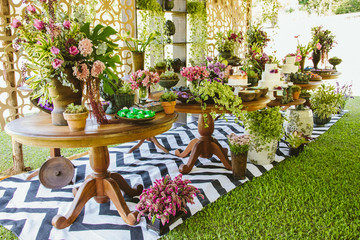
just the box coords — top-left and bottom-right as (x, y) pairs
(0, 111), (347, 240)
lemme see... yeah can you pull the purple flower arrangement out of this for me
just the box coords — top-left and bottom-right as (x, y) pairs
(205, 56), (231, 83)
(136, 174), (204, 226)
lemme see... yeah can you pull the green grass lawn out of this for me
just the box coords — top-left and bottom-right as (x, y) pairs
(0, 97), (359, 239)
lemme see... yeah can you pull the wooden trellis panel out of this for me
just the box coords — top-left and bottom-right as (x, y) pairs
(0, 0), (135, 130)
(206, 0), (251, 58)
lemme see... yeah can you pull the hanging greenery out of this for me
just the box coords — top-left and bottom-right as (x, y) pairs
(253, 0), (281, 27)
(187, 0), (207, 66)
(137, 0), (165, 67)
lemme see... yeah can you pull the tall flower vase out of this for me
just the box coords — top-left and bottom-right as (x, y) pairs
(312, 50), (321, 69)
(231, 152), (247, 180)
(300, 58), (305, 72)
(138, 87), (148, 105)
(132, 51), (145, 72)
(49, 67), (83, 126)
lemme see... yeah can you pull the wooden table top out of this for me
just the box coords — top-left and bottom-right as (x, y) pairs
(5, 112), (178, 149)
(267, 98), (306, 107)
(295, 81), (323, 90)
(175, 96), (271, 114)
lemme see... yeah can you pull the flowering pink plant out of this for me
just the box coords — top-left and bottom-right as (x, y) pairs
(227, 133), (250, 155)
(136, 174), (204, 225)
(129, 69), (160, 90)
(10, 1), (121, 104)
(180, 66), (209, 85)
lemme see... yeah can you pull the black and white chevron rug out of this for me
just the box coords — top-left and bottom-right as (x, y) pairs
(0, 111), (347, 240)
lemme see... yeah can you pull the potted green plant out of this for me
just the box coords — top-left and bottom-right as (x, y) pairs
(244, 107), (285, 165)
(164, 20), (176, 43)
(114, 82), (135, 111)
(136, 174), (203, 235)
(167, 58), (184, 73)
(215, 30), (244, 59)
(159, 71), (180, 91)
(328, 57), (342, 70)
(63, 103), (89, 131)
(159, 91), (177, 114)
(334, 81), (353, 112)
(300, 89), (312, 107)
(118, 31), (159, 71)
(227, 133), (250, 180)
(284, 131), (310, 156)
(246, 69), (259, 87)
(154, 61), (167, 76)
(291, 85), (301, 100)
(310, 84), (342, 125)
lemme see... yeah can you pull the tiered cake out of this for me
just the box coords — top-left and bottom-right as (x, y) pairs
(228, 70), (248, 86)
(282, 56), (298, 74)
(258, 64), (282, 89)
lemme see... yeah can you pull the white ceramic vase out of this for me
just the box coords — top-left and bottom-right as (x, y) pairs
(284, 108), (314, 136)
(247, 138), (278, 165)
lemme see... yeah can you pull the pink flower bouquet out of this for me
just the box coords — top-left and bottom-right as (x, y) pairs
(136, 174), (204, 225)
(129, 69), (160, 90)
(180, 66), (209, 85)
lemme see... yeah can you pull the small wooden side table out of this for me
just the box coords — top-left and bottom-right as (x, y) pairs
(174, 96), (270, 174)
(5, 112), (178, 229)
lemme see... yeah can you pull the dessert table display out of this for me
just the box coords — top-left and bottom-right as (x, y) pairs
(5, 111), (178, 229)
(174, 96), (270, 174)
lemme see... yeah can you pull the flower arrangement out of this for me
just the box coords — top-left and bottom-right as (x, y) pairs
(215, 30), (244, 53)
(11, 2), (121, 103)
(334, 81), (353, 110)
(285, 131), (310, 149)
(294, 35), (321, 64)
(136, 174), (204, 225)
(205, 56), (230, 83)
(245, 45), (278, 76)
(311, 26), (336, 63)
(118, 31), (159, 53)
(246, 25), (270, 51)
(227, 133), (250, 155)
(129, 69), (160, 90)
(180, 65), (209, 86)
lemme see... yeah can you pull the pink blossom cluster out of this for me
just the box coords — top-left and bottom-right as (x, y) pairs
(227, 133), (250, 147)
(136, 174), (204, 226)
(180, 66), (209, 83)
(129, 69), (160, 90)
(73, 60), (106, 80)
(78, 38), (93, 57)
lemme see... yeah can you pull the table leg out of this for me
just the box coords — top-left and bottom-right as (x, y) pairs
(177, 114), (232, 174)
(127, 137), (169, 153)
(52, 146), (142, 229)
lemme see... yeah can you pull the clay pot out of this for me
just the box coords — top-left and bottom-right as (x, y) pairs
(63, 111), (88, 131)
(161, 101), (176, 114)
(313, 114), (331, 125)
(49, 67), (83, 126)
(293, 91), (301, 100)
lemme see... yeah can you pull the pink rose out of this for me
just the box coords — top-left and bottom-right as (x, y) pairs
(50, 46), (60, 55)
(63, 20), (71, 29)
(52, 59), (63, 69)
(11, 19), (22, 28)
(316, 43), (322, 50)
(69, 46), (79, 56)
(26, 5), (36, 13)
(91, 60), (106, 77)
(33, 19), (44, 30)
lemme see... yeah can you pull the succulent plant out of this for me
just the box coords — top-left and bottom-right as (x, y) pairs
(64, 103), (88, 114)
(289, 72), (310, 84)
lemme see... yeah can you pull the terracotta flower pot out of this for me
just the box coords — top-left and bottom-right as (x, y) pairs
(292, 91), (301, 100)
(231, 152), (247, 180)
(161, 101), (176, 114)
(63, 111), (89, 131)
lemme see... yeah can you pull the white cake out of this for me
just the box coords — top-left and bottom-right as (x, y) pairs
(258, 64), (282, 89)
(282, 56), (298, 74)
(228, 71), (248, 86)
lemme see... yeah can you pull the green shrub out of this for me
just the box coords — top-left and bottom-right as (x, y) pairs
(335, 0), (360, 14)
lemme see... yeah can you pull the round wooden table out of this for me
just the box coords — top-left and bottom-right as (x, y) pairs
(295, 81), (323, 90)
(5, 112), (178, 229)
(267, 98), (306, 108)
(174, 96), (270, 174)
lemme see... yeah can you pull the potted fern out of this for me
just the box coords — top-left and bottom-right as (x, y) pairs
(310, 84), (342, 125)
(159, 91), (177, 114)
(291, 85), (301, 100)
(63, 103), (89, 131)
(244, 107), (285, 165)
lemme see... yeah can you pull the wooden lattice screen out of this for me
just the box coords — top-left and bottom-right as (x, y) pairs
(0, 0), (251, 131)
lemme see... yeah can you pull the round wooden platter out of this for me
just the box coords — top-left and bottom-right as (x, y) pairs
(319, 72), (341, 80)
(175, 96), (270, 114)
(267, 98), (306, 107)
(295, 81), (323, 90)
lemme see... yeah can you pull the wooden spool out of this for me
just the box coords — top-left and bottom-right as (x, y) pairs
(39, 157), (75, 189)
